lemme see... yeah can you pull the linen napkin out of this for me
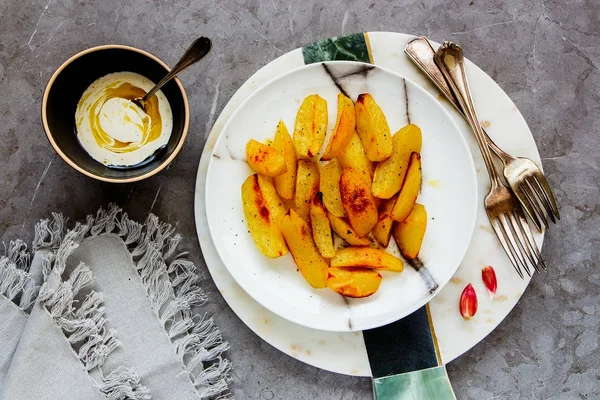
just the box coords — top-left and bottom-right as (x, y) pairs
(0, 204), (231, 400)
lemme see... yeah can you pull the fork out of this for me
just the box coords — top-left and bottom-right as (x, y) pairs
(434, 42), (545, 277)
(405, 37), (559, 232)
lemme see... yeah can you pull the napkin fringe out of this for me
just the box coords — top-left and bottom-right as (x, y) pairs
(30, 204), (231, 399)
(97, 366), (151, 400)
(39, 259), (121, 371)
(33, 213), (66, 250)
(0, 240), (39, 312)
(40, 204), (231, 399)
(35, 215), (151, 399)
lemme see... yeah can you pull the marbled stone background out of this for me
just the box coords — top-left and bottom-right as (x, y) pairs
(0, 0), (598, 399)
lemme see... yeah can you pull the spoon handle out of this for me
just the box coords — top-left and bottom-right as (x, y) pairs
(141, 37), (212, 103)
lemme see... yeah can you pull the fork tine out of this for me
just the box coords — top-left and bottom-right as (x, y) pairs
(516, 211), (547, 271)
(520, 181), (549, 231)
(526, 178), (555, 225)
(508, 210), (540, 273)
(498, 213), (532, 277)
(514, 182), (544, 232)
(533, 172), (560, 220)
(531, 176), (557, 223)
(489, 217), (524, 278)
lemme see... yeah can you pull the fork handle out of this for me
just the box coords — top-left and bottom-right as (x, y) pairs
(404, 37), (515, 164)
(434, 42), (503, 186)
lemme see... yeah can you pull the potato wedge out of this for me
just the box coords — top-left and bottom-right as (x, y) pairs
(337, 132), (374, 182)
(319, 159), (346, 217)
(321, 93), (355, 160)
(257, 174), (287, 224)
(340, 168), (378, 237)
(327, 212), (371, 246)
(279, 209), (329, 288)
(355, 93), (393, 161)
(391, 152), (422, 222)
(393, 203), (427, 259)
(310, 192), (335, 258)
(331, 247), (404, 272)
(372, 196), (397, 247)
(272, 120), (298, 199)
(372, 124), (422, 199)
(246, 139), (287, 177)
(295, 160), (320, 221)
(327, 267), (382, 298)
(293, 94), (328, 159)
(241, 174), (288, 258)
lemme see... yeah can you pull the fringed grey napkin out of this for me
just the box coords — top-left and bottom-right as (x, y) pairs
(0, 204), (231, 400)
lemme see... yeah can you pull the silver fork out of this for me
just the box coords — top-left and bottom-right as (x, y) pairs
(404, 37), (560, 232)
(435, 42), (545, 277)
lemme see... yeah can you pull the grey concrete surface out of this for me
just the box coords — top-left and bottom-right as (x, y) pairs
(0, 0), (598, 399)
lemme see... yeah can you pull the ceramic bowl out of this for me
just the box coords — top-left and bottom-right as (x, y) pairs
(42, 45), (189, 183)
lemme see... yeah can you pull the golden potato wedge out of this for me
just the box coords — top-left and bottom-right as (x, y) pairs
(279, 209), (329, 288)
(321, 93), (355, 161)
(355, 93), (393, 161)
(391, 152), (422, 222)
(337, 132), (374, 182)
(393, 203), (427, 259)
(310, 192), (335, 258)
(340, 167), (378, 237)
(319, 159), (346, 217)
(294, 160), (320, 221)
(257, 174), (287, 224)
(246, 139), (287, 177)
(242, 174), (288, 258)
(372, 124), (422, 199)
(272, 121), (298, 200)
(327, 267), (382, 298)
(293, 94), (328, 159)
(331, 246), (404, 272)
(372, 196), (397, 247)
(327, 212), (371, 246)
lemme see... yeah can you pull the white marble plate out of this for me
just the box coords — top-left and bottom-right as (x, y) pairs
(195, 32), (544, 376)
(205, 61), (477, 332)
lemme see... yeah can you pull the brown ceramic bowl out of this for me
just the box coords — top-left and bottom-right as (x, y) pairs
(42, 45), (189, 183)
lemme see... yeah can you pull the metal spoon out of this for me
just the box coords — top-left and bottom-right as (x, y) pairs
(133, 36), (212, 110)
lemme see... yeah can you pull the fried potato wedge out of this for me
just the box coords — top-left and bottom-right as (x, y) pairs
(310, 192), (335, 258)
(327, 212), (371, 246)
(340, 168), (378, 237)
(337, 132), (373, 182)
(279, 209), (329, 288)
(257, 174), (287, 224)
(242, 174), (288, 258)
(327, 267), (382, 298)
(320, 159), (346, 217)
(321, 93), (355, 161)
(246, 139), (287, 177)
(331, 246), (404, 272)
(295, 160), (320, 221)
(272, 120), (298, 199)
(391, 152), (422, 222)
(355, 93), (393, 162)
(372, 124), (422, 199)
(372, 196), (397, 247)
(293, 94), (328, 159)
(393, 203), (427, 260)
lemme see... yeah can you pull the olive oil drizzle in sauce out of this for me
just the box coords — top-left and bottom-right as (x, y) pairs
(85, 82), (162, 153)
